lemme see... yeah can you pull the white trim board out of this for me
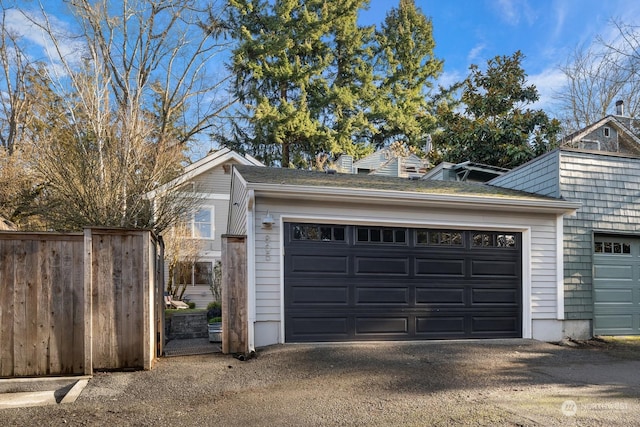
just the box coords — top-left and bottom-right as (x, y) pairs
(275, 214), (540, 343)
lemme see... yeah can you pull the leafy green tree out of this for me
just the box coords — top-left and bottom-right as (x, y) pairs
(370, 0), (442, 150)
(432, 51), (560, 169)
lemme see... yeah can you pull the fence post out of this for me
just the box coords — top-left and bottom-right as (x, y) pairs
(221, 235), (248, 355)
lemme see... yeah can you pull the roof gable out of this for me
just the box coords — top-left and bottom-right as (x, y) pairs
(146, 148), (263, 198)
(561, 115), (640, 155)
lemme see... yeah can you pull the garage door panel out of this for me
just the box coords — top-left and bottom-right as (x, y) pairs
(594, 288), (633, 304)
(594, 264), (633, 280)
(284, 224), (522, 342)
(415, 258), (465, 276)
(416, 287), (465, 305)
(288, 317), (349, 337)
(356, 287), (409, 304)
(472, 288), (519, 305)
(471, 259), (519, 277)
(289, 255), (348, 274)
(355, 257), (409, 275)
(289, 286), (349, 305)
(471, 316), (520, 334)
(416, 316), (465, 334)
(593, 235), (640, 335)
(594, 314), (634, 331)
(355, 317), (408, 334)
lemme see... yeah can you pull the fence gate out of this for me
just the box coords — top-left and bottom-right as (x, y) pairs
(0, 228), (162, 378)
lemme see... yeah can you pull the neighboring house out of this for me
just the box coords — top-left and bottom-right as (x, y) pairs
(147, 147), (263, 309)
(422, 161), (510, 183)
(491, 147), (640, 337)
(336, 147), (428, 178)
(227, 165), (578, 350)
(560, 102), (640, 155)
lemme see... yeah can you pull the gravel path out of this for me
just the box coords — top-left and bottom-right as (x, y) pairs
(1, 339), (640, 426)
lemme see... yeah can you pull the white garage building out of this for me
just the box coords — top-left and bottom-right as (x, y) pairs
(225, 165), (579, 352)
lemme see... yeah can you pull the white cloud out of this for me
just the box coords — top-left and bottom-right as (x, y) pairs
(4, 8), (85, 73)
(551, 1), (567, 40)
(492, 0), (536, 26)
(467, 43), (486, 63)
(526, 67), (567, 115)
(437, 70), (465, 89)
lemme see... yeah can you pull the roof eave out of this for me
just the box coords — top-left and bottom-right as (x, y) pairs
(248, 183), (580, 215)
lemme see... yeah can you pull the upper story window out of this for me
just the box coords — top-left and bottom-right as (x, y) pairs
(603, 127), (611, 138)
(192, 207), (213, 239)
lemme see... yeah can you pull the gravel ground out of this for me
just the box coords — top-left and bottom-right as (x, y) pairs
(1, 338), (640, 426)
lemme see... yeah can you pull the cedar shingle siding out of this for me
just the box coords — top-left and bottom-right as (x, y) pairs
(492, 149), (640, 321)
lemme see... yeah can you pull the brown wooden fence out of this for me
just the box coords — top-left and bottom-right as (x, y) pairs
(0, 228), (163, 378)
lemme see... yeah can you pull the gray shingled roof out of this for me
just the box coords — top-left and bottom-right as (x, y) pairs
(234, 165), (564, 202)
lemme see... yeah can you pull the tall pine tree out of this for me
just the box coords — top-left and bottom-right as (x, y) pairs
(228, 0), (331, 167)
(321, 0), (376, 159)
(227, 0), (380, 167)
(371, 0), (443, 150)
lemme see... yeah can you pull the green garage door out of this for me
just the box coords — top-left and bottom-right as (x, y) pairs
(593, 235), (640, 335)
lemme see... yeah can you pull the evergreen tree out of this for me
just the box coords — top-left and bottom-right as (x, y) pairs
(371, 0), (443, 150)
(228, 0), (332, 167)
(321, 0), (376, 159)
(431, 51), (560, 169)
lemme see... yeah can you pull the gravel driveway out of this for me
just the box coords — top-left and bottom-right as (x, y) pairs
(1, 339), (640, 426)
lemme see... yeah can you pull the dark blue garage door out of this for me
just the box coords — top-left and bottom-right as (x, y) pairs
(284, 223), (522, 342)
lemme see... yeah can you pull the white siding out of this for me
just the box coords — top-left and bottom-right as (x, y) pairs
(192, 159), (236, 194)
(228, 173), (250, 235)
(162, 160), (236, 308)
(250, 197), (561, 344)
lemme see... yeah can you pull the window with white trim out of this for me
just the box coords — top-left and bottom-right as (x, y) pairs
(176, 261), (213, 286)
(192, 207), (214, 238)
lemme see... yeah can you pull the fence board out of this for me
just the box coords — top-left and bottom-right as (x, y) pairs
(90, 230), (152, 371)
(35, 239), (50, 375)
(13, 239), (28, 376)
(0, 240), (15, 376)
(0, 230), (160, 377)
(0, 234), (85, 377)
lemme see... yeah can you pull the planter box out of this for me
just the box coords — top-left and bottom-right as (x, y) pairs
(208, 323), (222, 342)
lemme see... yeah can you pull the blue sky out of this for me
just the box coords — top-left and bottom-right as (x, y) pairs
(8, 0), (640, 119)
(361, 0), (640, 114)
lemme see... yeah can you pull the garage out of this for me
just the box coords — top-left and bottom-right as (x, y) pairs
(284, 223), (522, 342)
(593, 235), (640, 335)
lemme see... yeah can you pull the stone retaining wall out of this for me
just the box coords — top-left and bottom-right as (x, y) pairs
(165, 312), (208, 340)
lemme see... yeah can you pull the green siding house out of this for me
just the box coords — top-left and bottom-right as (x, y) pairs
(491, 148), (640, 337)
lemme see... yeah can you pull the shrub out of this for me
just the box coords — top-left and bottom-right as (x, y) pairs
(208, 316), (222, 324)
(207, 301), (222, 320)
(187, 302), (196, 309)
